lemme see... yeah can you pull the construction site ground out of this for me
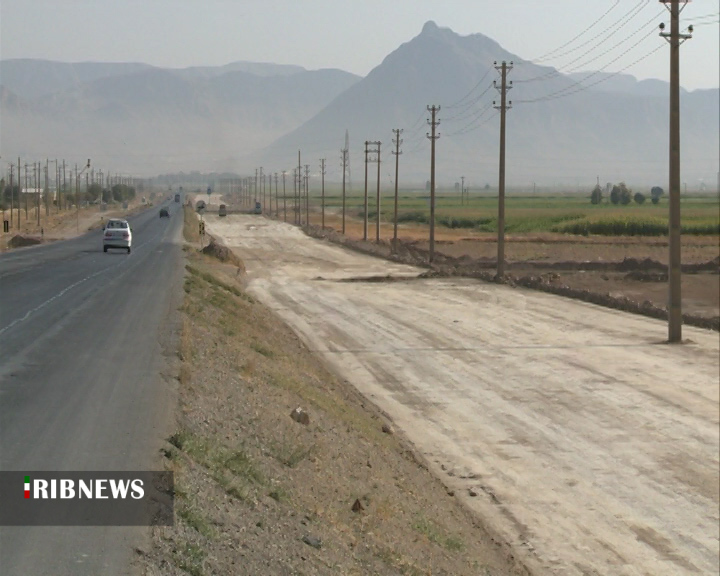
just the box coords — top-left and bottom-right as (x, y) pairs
(199, 210), (719, 576)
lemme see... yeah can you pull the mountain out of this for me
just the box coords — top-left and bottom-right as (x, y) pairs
(1, 26), (718, 185)
(0, 60), (361, 174)
(255, 21), (719, 187)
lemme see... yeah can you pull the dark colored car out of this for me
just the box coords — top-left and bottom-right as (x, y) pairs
(159, 208), (169, 218)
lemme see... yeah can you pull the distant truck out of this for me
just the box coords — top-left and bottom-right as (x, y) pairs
(218, 204), (227, 217)
(174, 193), (180, 203)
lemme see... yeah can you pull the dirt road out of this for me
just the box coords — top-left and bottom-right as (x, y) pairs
(207, 214), (719, 576)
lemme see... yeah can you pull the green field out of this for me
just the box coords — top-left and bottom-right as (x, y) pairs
(312, 188), (720, 236)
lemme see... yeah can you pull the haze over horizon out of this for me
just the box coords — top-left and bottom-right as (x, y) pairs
(1, 0), (718, 90)
(1, 2), (718, 186)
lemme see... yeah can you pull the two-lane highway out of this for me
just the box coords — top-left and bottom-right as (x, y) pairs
(0, 200), (185, 575)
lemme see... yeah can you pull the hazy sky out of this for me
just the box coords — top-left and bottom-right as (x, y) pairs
(1, 0), (718, 90)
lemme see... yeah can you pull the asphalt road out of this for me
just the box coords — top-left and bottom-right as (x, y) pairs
(0, 200), (185, 575)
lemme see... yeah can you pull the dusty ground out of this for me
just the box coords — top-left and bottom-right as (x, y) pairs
(206, 213), (720, 576)
(0, 199), (148, 250)
(140, 208), (525, 575)
(313, 213), (719, 321)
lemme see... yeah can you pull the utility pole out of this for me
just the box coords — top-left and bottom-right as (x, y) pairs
(17, 157), (21, 225)
(660, 1), (691, 343)
(24, 163), (29, 219)
(258, 166), (265, 214)
(275, 173), (279, 218)
(9, 164), (14, 229)
(35, 162), (40, 225)
(62, 161), (66, 211)
(392, 129), (403, 251)
(341, 147), (348, 234)
(493, 60), (513, 279)
(427, 105), (441, 263)
(320, 158), (326, 229)
(461, 176), (466, 206)
(297, 151), (302, 225)
(282, 170), (287, 222)
(45, 160), (49, 217)
(375, 142), (381, 243)
(304, 164), (310, 228)
(292, 169), (298, 224)
(254, 168), (258, 204)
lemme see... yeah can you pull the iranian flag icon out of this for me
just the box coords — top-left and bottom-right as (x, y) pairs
(24, 476), (30, 499)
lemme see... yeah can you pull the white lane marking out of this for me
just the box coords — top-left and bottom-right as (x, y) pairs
(0, 222), (169, 336)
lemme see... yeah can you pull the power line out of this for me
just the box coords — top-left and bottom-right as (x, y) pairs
(534, 0), (622, 62)
(517, 3), (662, 84)
(515, 32), (664, 104)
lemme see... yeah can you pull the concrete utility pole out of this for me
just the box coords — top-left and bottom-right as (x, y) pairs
(392, 128), (403, 251)
(282, 171), (287, 222)
(375, 142), (381, 243)
(297, 151), (302, 225)
(660, 1), (692, 343)
(364, 141), (370, 241)
(426, 105), (441, 263)
(254, 168), (258, 204)
(341, 147), (348, 235)
(45, 160), (50, 217)
(461, 176), (466, 206)
(62, 160), (66, 211)
(259, 166), (266, 214)
(320, 158), (326, 229)
(293, 169), (298, 224)
(493, 60), (513, 279)
(363, 141), (381, 242)
(9, 164), (14, 229)
(275, 173), (279, 219)
(304, 164), (310, 228)
(24, 163), (29, 218)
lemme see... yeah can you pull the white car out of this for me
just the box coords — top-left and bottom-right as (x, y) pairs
(103, 218), (132, 253)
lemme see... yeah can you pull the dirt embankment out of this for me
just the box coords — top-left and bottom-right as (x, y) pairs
(300, 224), (720, 331)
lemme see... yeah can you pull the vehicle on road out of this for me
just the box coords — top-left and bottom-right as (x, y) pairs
(175, 193), (180, 202)
(196, 200), (206, 212)
(218, 204), (227, 217)
(103, 218), (132, 253)
(159, 208), (169, 218)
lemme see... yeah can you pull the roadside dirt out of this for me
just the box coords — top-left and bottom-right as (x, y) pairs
(0, 199), (148, 250)
(140, 212), (525, 575)
(205, 213), (720, 576)
(296, 214), (719, 328)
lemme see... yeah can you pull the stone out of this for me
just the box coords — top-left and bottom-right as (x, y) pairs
(290, 407), (310, 426)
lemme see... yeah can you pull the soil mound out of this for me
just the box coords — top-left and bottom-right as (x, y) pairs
(8, 235), (42, 248)
(201, 239), (244, 271)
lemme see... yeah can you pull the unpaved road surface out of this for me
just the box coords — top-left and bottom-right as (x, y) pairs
(207, 214), (720, 576)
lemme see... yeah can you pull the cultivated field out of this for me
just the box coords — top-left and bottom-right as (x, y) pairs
(248, 188), (719, 323)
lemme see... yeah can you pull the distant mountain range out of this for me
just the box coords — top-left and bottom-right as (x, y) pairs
(1, 22), (718, 187)
(0, 60), (360, 174)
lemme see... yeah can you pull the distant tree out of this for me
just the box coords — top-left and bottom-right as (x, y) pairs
(484, 183), (490, 190)
(87, 183), (102, 202)
(425, 180), (431, 191)
(650, 186), (664, 204)
(619, 182), (632, 205)
(590, 184), (603, 204)
(454, 182), (460, 192)
(610, 185), (621, 205)
(634, 192), (646, 204)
